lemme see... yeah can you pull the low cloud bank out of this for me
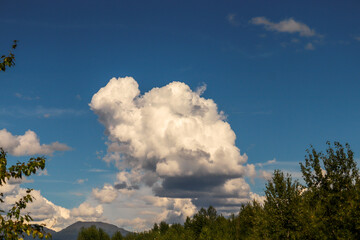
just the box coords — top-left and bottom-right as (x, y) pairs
(0, 180), (103, 231)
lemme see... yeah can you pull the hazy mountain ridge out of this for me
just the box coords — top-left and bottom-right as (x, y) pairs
(24, 221), (130, 240)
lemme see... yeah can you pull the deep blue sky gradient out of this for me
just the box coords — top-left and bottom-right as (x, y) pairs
(1, 0), (360, 207)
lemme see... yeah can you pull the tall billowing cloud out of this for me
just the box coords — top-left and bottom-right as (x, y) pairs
(0, 129), (70, 156)
(90, 77), (257, 218)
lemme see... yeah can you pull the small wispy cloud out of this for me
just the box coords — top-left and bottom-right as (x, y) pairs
(0, 106), (86, 118)
(38, 169), (49, 176)
(15, 93), (40, 101)
(227, 13), (240, 26)
(35, 106), (85, 118)
(259, 33), (267, 38)
(70, 192), (84, 197)
(250, 17), (317, 37)
(87, 168), (109, 173)
(354, 36), (360, 41)
(76, 178), (88, 184)
(196, 84), (207, 95)
(256, 158), (277, 168)
(267, 158), (276, 164)
(7, 177), (34, 185)
(304, 42), (315, 50)
(96, 150), (104, 160)
(259, 170), (272, 180)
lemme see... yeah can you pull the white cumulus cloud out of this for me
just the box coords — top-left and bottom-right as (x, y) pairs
(0, 129), (70, 156)
(92, 184), (118, 203)
(90, 77), (248, 178)
(71, 202), (103, 218)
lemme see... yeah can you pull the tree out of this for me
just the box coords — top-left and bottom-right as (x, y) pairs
(0, 148), (51, 239)
(0, 40), (17, 72)
(161, 224), (188, 240)
(263, 170), (304, 239)
(152, 223), (159, 233)
(99, 228), (110, 240)
(184, 207), (208, 237)
(77, 226), (99, 240)
(183, 206), (221, 239)
(77, 226), (110, 240)
(300, 141), (360, 238)
(111, 231), (123, 240)
(236, 200), (266, 240)
(159, 221), (169, 235)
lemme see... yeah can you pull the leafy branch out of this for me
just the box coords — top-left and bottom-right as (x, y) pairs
(0, 40), (18, 72)
(0, 148), (51, 239)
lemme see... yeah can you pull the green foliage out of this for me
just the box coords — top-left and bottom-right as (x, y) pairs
(99, 228), (110, 240)
(77, 226), (110, 240)
(184, 206), (221, 238)
(263, 170), (304, 239)
(236, 201), (266, 239)
(300, 141), (360, 239)
(111, 231), (123, 240)
(0, 148), (51, 240)
(0, 40), (17, 72)
(159, 221), (169, 235)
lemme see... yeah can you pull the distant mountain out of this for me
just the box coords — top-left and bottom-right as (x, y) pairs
(24, 221), (130, 240)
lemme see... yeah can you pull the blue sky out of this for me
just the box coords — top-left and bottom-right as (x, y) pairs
(1, 0), (360, 231)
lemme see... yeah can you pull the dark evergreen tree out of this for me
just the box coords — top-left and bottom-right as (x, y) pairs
(159, 221), (169, 235)
(77, 226), (110, 240)
(111, 231), (123, 240)
(99, 228), (110, 240)
(237, 200), (266, 240)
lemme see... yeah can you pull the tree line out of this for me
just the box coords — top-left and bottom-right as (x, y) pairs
(77, 226), (123, 240)
(78, 142), (360, 239)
